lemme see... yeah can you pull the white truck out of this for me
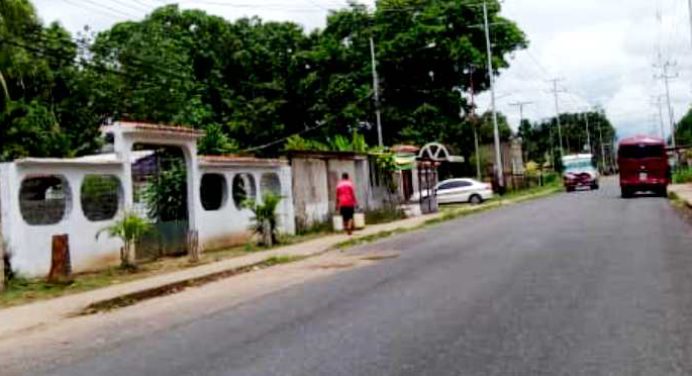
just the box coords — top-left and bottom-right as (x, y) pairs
(562, 154), (599, 192)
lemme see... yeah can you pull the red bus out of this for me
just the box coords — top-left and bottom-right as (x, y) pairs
(618, 135), (670, 198)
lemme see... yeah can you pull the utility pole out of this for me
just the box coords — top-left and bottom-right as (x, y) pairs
(509, 101), (533, 126)
(369, 37), (383, 148)
(482, 1), (504, 189)
(548, 78), (565, 157)
(688, 0), (692, 48)
(583, 111), (592, 153)
(510, 101), (532, 163)
(655, 61), (678, 148)
(652, 95), (666, 139)
(465, 68), (482, 181)
(596, 113), (607, 173)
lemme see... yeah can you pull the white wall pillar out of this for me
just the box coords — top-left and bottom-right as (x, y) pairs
(184, 143), (201, 233)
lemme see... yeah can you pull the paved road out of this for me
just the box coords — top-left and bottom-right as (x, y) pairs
(12, 178), (692, 375)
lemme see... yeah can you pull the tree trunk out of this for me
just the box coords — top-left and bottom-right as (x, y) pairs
(262, 220), (273, 247)
(48, 234), (72, 284)
(121, 241), (136, 268)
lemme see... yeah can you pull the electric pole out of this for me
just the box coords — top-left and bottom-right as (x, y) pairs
(369, 37), (383, 148)
(548, 78), (565, 157)
(596, 112), (607, 173)
(651, 95), (666, 139)
(510, 101), (532, 164)
(655, 61), (678, 148)
(688, 0), (692, 48)
(509, 101), (533, 126)
(464, 67), (482, 181)
(482, 1), (504, 189)
(582, 111), (592, 153)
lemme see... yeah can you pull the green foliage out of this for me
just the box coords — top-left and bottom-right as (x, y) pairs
(673, 168), (692, 184)
(144, 162), (188, 222)
(284, 135), (327, 151)
(1, 0), (528, 161)
(373, 150), (397, 173)
(96, 212), (153, 267)
(198, 123), (238, 155)
(0, 2), (103, 161)
(243, 192), (282, 246)
(520, 110), (617, 171)
(97, 213), (152, 245)
(675, 108), (692, 147)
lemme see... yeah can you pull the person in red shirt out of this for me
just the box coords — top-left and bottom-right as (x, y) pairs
(336, 173), (358, 235)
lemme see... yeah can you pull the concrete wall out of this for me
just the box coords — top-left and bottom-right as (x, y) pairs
(291, 158), (330, 231)
(291, 154), (391, 231)
(0, 162), (126, 277)
(198, 164), (295, 250)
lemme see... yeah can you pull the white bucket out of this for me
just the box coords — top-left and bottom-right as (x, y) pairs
(354, 213), (366, 229)
(332, 215), (344, 231)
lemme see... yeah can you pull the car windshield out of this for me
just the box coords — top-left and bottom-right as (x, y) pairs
(564, 160), (594, 172)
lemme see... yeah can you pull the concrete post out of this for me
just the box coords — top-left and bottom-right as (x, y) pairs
(0, 231), (4, 292)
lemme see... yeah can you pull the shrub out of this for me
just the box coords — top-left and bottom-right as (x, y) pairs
(673, 168), (692, 184)
(244, 193), (282, 247)
(97, 212), (153, 268)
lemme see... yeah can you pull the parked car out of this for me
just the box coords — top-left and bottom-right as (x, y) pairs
(410, 178), (493, 205)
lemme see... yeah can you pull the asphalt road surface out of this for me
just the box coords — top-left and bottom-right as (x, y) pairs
(8, 178), (692, 376)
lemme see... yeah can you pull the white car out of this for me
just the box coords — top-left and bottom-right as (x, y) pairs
(411, 178), (494, 205)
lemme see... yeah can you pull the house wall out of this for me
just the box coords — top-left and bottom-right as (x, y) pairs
(326, 159), (357, 212)
(291, 158), (330, 231)
(198, 164), (295, 250)
(0, 163), (126, 277)
(291, 155), (390, 231)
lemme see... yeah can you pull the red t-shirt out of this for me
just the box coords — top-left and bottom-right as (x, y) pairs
(336, 180), (357, 208)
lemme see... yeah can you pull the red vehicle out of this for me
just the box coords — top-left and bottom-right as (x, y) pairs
(618, 135), (670, 198)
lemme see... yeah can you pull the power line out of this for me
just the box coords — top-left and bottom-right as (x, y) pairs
(237, 91), (373, 153)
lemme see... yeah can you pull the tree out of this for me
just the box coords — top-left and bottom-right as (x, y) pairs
(0, 1), (102, 161)
(675, 107), (692, 147)
(1, 0), (528, 162)
(521, 111), (617, 170)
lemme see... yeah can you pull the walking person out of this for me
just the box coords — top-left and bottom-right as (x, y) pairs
(336, 173), (357, 236)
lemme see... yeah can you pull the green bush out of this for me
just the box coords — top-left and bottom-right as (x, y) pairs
(543, 172), (560, 185)
(96, 212), (153, 268)
(673, 168), (692, 184)
(244, 193), (282, 247)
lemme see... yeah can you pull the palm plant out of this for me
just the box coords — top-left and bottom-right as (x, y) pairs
(96, 212), (152, 269)
(243, 193), (282, 247)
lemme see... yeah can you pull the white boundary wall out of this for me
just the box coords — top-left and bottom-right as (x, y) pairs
(0, 122), (295, 278)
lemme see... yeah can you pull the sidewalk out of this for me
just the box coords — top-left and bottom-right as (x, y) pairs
(0, 212), (440, 339)
(669, 184), (692, 207)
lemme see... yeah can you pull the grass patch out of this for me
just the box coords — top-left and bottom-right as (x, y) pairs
(365, 206), (407, 225)
(673, 168), (692, 184)
(80, 254), (308, 315)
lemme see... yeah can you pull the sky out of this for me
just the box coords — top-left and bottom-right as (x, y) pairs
(32, 0), (692, 140)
